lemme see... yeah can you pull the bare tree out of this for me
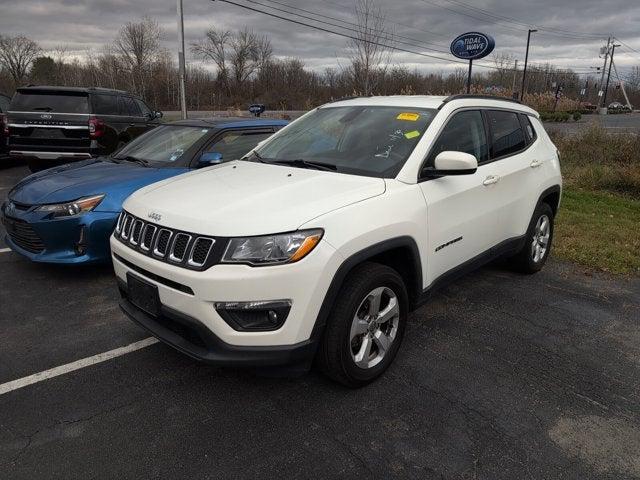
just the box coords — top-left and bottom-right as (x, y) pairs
(191, 28), (232, 95)
(0, 35), (41, 85)
(347, 0), (393, 95)
(114, 16), (161, 95)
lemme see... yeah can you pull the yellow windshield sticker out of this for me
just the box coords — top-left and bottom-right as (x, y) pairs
(404, 130), (420, 139)
(397, 112), (420, 121)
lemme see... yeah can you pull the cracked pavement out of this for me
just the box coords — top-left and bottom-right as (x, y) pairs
(1, 163), (640, 479)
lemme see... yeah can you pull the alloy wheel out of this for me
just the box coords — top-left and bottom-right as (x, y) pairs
(531, 214), (550, 263)
(349, 286), (400, 369)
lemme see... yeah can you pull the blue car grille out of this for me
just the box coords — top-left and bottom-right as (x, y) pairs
(114, 211), (217, 270)
(4, 216), (45, 253)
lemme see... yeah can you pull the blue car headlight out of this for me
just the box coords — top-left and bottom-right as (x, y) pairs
(36, 194), (105, 218)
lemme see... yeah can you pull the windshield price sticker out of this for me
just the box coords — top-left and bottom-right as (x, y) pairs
(397, 112), (420, 121)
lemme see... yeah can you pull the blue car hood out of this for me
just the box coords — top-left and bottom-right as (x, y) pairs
(10, 159), (186, 212)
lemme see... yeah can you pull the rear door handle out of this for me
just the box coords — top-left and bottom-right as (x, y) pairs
(483, 175), (500, 186)
(530, 159), (543, 168)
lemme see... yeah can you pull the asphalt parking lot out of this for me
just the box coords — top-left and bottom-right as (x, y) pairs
(1, 163), (640, 479)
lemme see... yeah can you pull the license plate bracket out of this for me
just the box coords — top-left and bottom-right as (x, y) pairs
(127, 273), (160, 317)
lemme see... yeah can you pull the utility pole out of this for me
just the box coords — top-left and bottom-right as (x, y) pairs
(511, 59), (519, 99)
(611, 59), (633, 110)
(520, 29), (537, 101)
(177, 0), (188, 120)
(602, 43), (620, 109)
(597, 37), (610, 112)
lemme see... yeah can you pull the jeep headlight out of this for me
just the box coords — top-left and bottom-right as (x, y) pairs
(36, 194), (105, 218)
(222, 229), (323, 266)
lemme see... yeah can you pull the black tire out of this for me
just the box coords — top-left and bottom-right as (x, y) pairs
(509, 202), (555, 274)
(316, 262), (408, 388)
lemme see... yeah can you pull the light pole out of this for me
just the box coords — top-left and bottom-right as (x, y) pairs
(520, 29), (537, 102)
(602, 44), (620, 109)
(177, 0), (188, 120)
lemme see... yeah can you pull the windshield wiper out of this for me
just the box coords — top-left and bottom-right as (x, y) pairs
(117, 155), (150, 167)
(272, 159), (337, 171)
(246, 150), (267, 163)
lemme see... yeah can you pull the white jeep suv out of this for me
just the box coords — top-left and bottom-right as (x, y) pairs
(111, 95), (561, 387)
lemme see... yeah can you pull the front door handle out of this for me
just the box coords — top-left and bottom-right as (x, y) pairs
(129, 123), (136, 127)
(483, 175), (500, 186)
(530, 159), (543, 168)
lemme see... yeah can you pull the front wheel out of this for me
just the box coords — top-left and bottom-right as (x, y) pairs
(316, 262), (408, 388)
(509, 202), (554, 273)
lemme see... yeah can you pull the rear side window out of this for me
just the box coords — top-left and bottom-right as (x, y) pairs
(92, 94), (119, 115)
(0, 96), (10, 112)
(427, 110), (488, 165)
(10, 92), (89, 113)
(519, 114), (536, 143)
(486, 110), (526, 158)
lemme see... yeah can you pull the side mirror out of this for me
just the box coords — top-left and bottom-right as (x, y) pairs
(421, 151), (478, 178)
(198, 151), (223, 166)
(154, 111), (163, 119)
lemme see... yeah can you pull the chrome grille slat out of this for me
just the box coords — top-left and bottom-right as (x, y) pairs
(169, 233), (191, 263)
(121, 214), (133, 240)
(129, 219), (144, 245)
(140, 224), (157, 251)
(188, 237), (215, 267)
(153, 229), (173, 257)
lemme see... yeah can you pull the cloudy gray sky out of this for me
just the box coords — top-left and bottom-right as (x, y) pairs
(1, 0), (639, 76)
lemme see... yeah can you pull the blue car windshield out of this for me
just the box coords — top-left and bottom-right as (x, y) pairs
(115, 125), (211, 165)
(253, 106), (437, 178)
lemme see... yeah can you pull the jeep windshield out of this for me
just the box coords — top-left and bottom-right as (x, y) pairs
(251, 106), (436, 178)
(113, 124), (211, 166)
(10, 91), (89, 114)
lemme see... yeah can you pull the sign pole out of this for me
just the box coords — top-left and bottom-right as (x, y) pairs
(467, 59), (473, 94)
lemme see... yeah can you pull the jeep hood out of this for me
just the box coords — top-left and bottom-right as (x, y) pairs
(124, 160), (386, 236)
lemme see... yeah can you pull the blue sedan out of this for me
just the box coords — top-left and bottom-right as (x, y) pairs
(1, 117), (287, 264)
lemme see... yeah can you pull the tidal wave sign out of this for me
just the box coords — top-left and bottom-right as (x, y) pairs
(450, 32), (495, 60)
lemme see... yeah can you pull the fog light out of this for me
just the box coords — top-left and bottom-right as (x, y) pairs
(75, 225), (87, 255)
(214, 300), (291, 331)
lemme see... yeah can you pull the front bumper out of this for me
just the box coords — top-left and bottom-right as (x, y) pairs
(111, 234), (342, 362)
(1, 203), (118, 264)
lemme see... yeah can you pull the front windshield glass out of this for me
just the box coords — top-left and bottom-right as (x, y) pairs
(253, 106), (436, 177)
(115, 125), (211, 165)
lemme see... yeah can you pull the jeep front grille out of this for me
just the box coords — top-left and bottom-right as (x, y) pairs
(114, 211), (218, 270)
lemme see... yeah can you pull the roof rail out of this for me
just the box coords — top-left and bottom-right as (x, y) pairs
(440, 94), (522, 108)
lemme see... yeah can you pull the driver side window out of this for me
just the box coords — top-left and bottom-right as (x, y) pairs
(427, 110), (488, 166)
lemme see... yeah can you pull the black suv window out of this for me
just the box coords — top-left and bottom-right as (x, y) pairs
(92, 94), (119, 115)
(118, 96), (142, 117)
(10, 92), (89, 113)
(0, 95), (10, 112)
(427, 110), (488, 165)
(135, 99), (152, 117)
(205, 130), (273, 162)
(487, 110), (527, 158)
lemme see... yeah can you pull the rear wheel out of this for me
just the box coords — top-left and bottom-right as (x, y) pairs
(316, 262), (408, 388)
(509, 202), (554, 273)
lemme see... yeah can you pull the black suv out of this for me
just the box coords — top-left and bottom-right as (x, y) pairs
(0, 93), (11, 157)
(6, 86), (163, 171)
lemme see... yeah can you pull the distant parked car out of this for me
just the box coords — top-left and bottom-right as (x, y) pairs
(6, 86), (163, 172)
(0, 93), (11, 157)
(608, 102), (631, 113)
(1, 117), (287, 264)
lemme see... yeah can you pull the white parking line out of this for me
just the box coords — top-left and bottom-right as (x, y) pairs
(0, 337), (159, 396)
(0, 248), (11, 253)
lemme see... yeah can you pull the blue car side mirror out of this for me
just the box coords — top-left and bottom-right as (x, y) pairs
(199, 152), (223, 166)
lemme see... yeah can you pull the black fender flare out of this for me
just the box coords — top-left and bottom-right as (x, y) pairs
(310, 236), (422, 341)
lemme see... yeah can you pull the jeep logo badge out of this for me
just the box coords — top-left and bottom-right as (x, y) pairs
(40, 114), (52, 119)
(148, 212), (162, 222)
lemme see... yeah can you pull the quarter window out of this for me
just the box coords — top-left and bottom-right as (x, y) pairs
(487, 110), (526, 158)
(427, 110), (488, 165)
(520, 114), (536, 143)
(92, 94), (119, 115)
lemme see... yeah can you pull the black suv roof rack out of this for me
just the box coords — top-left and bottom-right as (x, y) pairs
(440, 94), (522, 108)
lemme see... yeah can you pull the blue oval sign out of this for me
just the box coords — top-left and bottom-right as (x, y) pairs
(450, 32), (495, 60)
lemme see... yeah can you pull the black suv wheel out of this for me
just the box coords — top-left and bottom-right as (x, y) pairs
(509, 202), (554, 273)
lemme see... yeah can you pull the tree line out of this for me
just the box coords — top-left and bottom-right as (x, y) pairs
(1, 2), (638, 112)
